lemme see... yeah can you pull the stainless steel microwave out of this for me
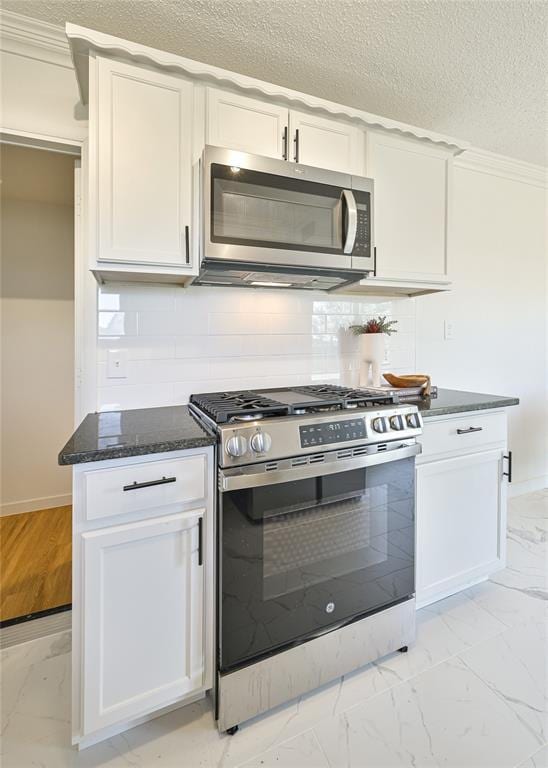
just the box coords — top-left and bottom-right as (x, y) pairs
(194, 146), (375, 291)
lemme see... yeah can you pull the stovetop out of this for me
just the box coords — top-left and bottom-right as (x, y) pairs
(189, 385), (399, 425)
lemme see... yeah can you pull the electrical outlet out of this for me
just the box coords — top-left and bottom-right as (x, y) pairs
(444, 320), (455, 340)
(107, 349), (128, 378)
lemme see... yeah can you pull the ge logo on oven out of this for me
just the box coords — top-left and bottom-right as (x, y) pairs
(326, 602), (335, 614)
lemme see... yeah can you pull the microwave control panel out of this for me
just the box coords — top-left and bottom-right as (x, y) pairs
(352, 191), (371, 257)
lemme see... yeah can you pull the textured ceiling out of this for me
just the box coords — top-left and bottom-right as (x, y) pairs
(4, 0), (547, 165)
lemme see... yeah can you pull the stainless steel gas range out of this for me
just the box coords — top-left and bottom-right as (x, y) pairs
(189, 385), (423, 734)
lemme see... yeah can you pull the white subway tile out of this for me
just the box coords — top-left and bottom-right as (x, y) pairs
(137, 310), (178, 336)
(97, 383), (175, 411)
(97, 336), (176, 361)
(98, 311), (138, 337)
(99, 284), (176, 312)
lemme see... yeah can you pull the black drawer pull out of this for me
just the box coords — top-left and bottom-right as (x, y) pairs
(198, 517), (203, 565)
(456, 427), (483, 435)
(503, 451), (513, 483)
(123, 476), (176, 492)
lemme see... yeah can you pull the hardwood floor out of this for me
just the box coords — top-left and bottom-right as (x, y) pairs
(0, 506), (71, 623)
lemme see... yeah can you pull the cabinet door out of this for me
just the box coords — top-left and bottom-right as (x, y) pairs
(96, 57), (193, 267)
(416, 450), (505, 607)
(207, 88), (288, 158)
(366, 132), (451, 282)
(81, 510), (204, 735)
(289, 110), (364, 174)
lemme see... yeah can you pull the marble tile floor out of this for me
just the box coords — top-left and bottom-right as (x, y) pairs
(1, 489), (546, 768)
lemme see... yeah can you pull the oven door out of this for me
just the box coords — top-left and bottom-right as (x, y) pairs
(218, 444), (418, 672)
(203, 147), (372, 271)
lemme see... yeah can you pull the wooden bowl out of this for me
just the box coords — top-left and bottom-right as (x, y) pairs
(383, 373), (431, 394)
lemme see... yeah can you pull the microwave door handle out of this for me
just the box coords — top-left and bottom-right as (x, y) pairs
(342, 189), (357, 254)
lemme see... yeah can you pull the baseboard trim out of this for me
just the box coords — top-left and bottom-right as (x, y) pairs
(0, 609), (72, 649)
(0, 493), (72, 517)
(508, 477), (548, 498)
(0, 603), (71, 629)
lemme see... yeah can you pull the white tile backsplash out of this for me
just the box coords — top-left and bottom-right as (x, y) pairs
(96, 285), (417, 411)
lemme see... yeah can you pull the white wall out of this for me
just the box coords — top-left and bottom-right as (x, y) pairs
(97, 287), (416, 410)
(416, 159), (547, 490)
(1, 144), (75, 515)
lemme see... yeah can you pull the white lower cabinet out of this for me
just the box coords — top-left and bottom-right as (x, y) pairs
(416, 412), (508, 608)
(73, 447), (214, 747)
(82, 510), (204, 735)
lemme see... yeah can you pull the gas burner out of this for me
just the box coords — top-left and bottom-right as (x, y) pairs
(231, 413), (264, 422)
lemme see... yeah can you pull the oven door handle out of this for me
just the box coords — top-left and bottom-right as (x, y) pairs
(342, 189), (358, 254)
(219, 443), (421, 491)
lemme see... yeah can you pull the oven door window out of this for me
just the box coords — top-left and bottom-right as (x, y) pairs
(211, 164), (348, 254)
(220, 457), (415, 672)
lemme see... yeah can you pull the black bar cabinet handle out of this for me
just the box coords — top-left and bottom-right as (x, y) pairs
(373, 246), (377, 277)
(456, 427), (483, 435)
(198, 517), (203, 565)
(294, 128), (300, 163)
(282, 126), (288, 160)
(503, 451), (513, 483)
(123, 476), (176, 492)
(184, 225), (190, 264)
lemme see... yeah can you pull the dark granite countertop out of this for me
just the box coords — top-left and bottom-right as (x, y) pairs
(418, 388), (519, 418)
(59, 405), (216, 465)
(59, 389), (519, 465)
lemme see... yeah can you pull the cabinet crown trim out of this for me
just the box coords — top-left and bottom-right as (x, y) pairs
(0, 10), (72, 67)
(456, 148), (547, 188)
(65, 22), (469, 154)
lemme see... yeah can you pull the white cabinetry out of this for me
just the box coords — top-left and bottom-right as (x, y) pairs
(288, 109), (363, 174)
(82, 510), (204, 735)
(206, 89), (288, 158)
(339, 132), (453, 297)
(72, 447), (214, 747)
(206, 88), (364, 174)
(366, 132), (451, 283)
(90, 56), (195, 282)
(416, 411), (509, 608)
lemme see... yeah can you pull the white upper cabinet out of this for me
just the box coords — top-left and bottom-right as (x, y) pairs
(206, 89), (288, 159)
(289, 110), (364, 175)
(81, 509), (204, 735)
(206, 88), (364, 174)
(366, 132), (452, 284)
(93, 56), (193, 269)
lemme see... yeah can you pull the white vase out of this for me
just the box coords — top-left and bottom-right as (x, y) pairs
(359, 333), (385, 387)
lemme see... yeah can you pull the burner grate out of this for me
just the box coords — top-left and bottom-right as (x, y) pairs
(189, 391), (290, 423)
(190, 385), (398, 424)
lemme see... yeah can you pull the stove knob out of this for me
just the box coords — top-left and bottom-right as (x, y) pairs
(390, 415), (405, 431)
(406, 413), (421, 429)
(251, 432), (272, 454)
(372, 417), (389, 433)
(226, 435), (247, 458)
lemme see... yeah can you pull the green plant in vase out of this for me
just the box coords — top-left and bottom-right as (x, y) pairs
(349, 315), (398, 386)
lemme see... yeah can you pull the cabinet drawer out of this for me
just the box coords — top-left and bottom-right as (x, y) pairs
(419, 411), (506, 459)
(83, 454), (206, 522)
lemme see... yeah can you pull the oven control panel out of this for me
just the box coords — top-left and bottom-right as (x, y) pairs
(299, 418), (366, 448)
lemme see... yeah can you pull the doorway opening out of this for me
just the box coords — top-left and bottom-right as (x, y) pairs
(1, 143), (77, 627)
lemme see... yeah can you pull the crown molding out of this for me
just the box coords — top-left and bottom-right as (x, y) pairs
(66, 22), (470, 154)
(0, 10), (72, 68)
(455, 148), (547, 188)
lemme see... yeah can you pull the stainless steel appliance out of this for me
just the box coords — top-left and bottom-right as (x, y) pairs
(189, 385), (422, 734)
(193, 146), (375, 290)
